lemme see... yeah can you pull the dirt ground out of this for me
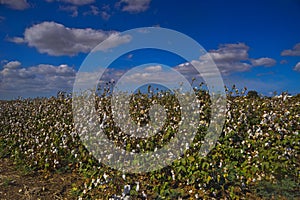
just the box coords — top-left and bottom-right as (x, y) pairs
(0, 158), (83, 200)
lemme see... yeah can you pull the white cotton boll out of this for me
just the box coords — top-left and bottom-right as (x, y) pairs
(185, 142), (189, 150)
(265, 142), (269, 147)
(142, 191), (147, 198)
(122, 185), (131, 197)
(171, 170), (175, 181)
(103, 173), (108, 181)
(135, 182), (139, 192)
(96, 178), (101, 184)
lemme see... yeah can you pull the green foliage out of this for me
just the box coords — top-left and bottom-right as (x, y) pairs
(247, 90), (259, 98)
(254, 177), (300, 199)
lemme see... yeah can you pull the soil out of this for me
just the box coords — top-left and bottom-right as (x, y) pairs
(0, 158), (83, 200)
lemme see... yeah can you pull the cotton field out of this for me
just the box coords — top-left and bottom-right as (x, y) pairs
(0, 88), (299, 199)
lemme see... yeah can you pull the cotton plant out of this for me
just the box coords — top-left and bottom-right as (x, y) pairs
(0, 85), (299, 199)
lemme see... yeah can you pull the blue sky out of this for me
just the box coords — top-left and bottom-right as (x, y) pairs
(0, 0), (300, 99)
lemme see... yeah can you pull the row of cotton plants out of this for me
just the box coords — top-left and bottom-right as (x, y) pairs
(0, 88), (299, 199)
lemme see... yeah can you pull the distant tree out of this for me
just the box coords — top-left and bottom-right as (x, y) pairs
(247, 90), (259, 98)
(57, 91), (66, 99)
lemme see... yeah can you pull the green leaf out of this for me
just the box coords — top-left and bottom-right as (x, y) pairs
(188, 156), (195, 162)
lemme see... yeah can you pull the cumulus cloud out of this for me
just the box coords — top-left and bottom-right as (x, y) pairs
(206, 43), (249, 61)
(116, 0), (151, 13)
(10, 21), (131, 56)
(251, 57), (276, 67)
(0, 0), (29, 10)
(199, 43), (251, 74)
(0, 61), (76, 99)
(197, 43), (277, 75)
(94, 43), (278, 92)
(3, 61), (21, 69)
(293, 62), (300, 72)
(92, 33), (132, 52)
(116, 67), (188, 90)
(174, 62), (204, 79)
(144, 65), (162, 72)
(45, 0), (94, 6)
(281, 43), (300, 56)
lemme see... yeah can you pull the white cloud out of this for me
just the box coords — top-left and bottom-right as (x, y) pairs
(100, 5), (111, 20)
(73, 71), (100, 89)
(83, 5), (111, 20)
(144, 65), (162, 72)
(59, 5), (78, 17)
(8, 37), (25, 44)
(127, 53), (133, 59)
(119, 70), (179, 87)
(122, 72), (152, 81)
(293, 62), (300, 72)
(92, 43), (278, 92)
(74, 68), (127, 92)
(117, 0), (151, 13)
(45, 0), (94, 6)
(10, 21), (131, 56)
(199, 43), (251, 74)
(251, 57), (276, 67)
(75, 65), (192, 93)
(175, 62), (204, 78)
(83, 5), (98, 16)
(89, 5), (99, 15)
(281, 43), (300, 56)
(92, 32), (132, 52)
(100, 11), (111, 20)
(0, 61), (76, 99)
(207, 43), (249, 61)
(46, 0), (96, 16)
(3, 61), (21, 69)
(0, 0), (29, 10)
(198, 43), (277, 75)
(88, 43), (278, 92)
